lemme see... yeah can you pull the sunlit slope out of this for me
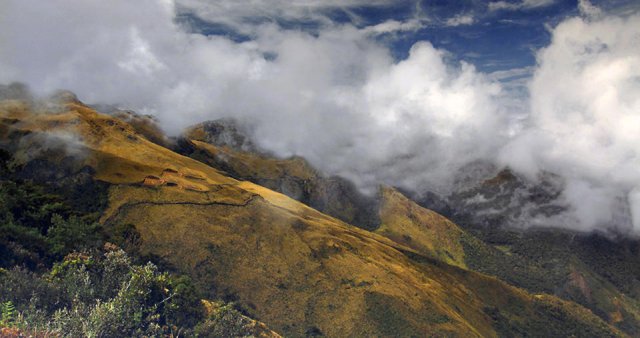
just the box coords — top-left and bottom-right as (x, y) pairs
(183, 120), (640, 334)
(184, 121), (317, 185)
(376, 186), (472, 268)
(0, 99), (622, 337)
(181, 130), (494, 271)
(180, 129), (379, 230)
(102, 184), (620, 337)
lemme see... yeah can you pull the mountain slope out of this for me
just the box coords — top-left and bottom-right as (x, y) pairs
(178, 118), (640, 335)
(180, 123), (380, 230)
(0, 96), (624, 337)
(436, 168), (640, 333)
(375, 186), (470, 268)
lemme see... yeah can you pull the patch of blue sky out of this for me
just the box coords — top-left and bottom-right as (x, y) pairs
(176, 0), (639, 77)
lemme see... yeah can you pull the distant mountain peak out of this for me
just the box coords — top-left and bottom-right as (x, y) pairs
(186, 118), (260, 154)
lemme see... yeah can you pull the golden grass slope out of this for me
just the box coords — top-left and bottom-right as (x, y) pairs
(188, 138), (317, 183)
(182, 135), (379, 230)
(0, 99), (623, 337)
(376, 186), (468, 268)
(183, 133), (488, 271)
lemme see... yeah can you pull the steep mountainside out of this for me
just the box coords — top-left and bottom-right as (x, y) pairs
(433, 169), (640, 334)
(178, 118), (640, 335)
(0, 95), (628, 336)
(179, 123), (380, 230)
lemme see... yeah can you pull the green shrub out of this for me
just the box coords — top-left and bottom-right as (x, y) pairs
(0, 248), (206, 337)
(0, 168), (254, 336)
(0, 181), (70, 233)
(46, 215), (103, 258)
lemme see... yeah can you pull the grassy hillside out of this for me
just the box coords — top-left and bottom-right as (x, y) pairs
(180, 117), (640, 335)
(0, 97), (281, 337)
(180, 126), (380, 230)
(0, 96), (626, 337)
(375, 186), (469, 268)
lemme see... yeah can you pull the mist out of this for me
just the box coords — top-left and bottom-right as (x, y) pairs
(499, 5), (640, 233)
(1, 0), (639, 234)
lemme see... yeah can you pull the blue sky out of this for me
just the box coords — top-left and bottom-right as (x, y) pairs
(157, 0), (640, 232)
(177, 0), (638, 74)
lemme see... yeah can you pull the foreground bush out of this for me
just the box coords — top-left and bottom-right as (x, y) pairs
(0, 246), (205, 337)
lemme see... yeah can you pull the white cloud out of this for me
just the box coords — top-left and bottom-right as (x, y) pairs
(2, 0), (640, 234)
(445, 14), (475, 27)
(489, 0), (555, 12)
(361, 19), (423, 34)
(500, 7), (640, 232)
(0, 0), (507, 195)
(578, 0), (603, 18)
(117, 28), (167, 76)
(175, 0), (402, 34)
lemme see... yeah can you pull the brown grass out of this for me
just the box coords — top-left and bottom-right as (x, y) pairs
(0, 99), (624, 337)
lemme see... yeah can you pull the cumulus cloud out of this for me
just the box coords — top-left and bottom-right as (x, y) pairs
(1, 0), (640, 234)
(500, 8), (640, 233)
(0, 0), (508, 195)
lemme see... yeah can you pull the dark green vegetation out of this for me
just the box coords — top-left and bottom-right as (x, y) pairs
(459, 226), (640, 336)
(0, 150), (275, 337)
(0, 149), (96, 269)
(0, 249), (202, 337)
